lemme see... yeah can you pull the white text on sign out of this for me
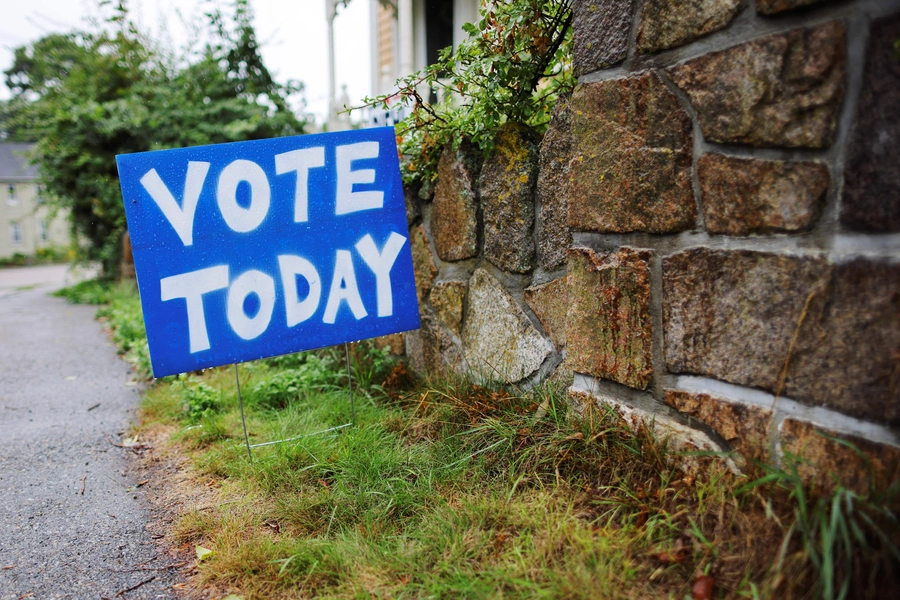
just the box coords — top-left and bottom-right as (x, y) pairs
(142, 142), (403, 353)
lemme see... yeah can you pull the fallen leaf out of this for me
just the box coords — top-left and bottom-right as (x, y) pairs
(263, 519), (281, 533)
(221, 596), (244, 600)
(692, 575), (714, 600)
(195, 545), (214, 561)
(653, 543), (689, 565)
(635, 510), (649, 528)
(653, 551), (687, 564)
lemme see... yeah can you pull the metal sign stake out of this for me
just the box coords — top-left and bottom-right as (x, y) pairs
(235, 343), (357, 462)
(235, 363), (253, 462)
(345, 342), (355, 425)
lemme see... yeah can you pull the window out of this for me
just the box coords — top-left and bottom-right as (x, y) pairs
(6, 184), (17, 207)
(39, 219), (48, 242)
(10, 221), (22, 244)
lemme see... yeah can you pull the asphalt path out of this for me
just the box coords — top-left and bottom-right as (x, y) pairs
(0, 266), (181, 599)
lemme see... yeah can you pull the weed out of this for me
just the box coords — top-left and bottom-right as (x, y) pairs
(251, 355), (342, 410)
(182, 380), (223, 424)
(739, 451), (900, 599)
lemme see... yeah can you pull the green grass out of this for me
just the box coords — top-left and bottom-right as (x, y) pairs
(156, 375), (714, 599)
(60, 279), (900, 599)
(147, 368), (824, 599)
(53, 277), (116, 304)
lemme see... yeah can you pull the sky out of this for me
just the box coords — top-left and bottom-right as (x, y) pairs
(0, 0), (372, 126)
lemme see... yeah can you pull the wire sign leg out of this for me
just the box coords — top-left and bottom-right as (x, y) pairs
(235, 363), (253, 463)
(345, 342), (355, 425)
(235, 345), (356, 458)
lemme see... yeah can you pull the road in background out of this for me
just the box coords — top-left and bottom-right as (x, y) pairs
(0, 265), (182, 598)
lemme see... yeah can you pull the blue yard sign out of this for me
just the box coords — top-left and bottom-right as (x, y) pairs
(117, 127), (420, 378)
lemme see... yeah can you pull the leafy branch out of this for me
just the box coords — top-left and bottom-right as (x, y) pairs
(355, 0), (573, 184)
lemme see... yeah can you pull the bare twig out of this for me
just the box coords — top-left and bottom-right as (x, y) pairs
(103, 473), (131, 490)
(105, 434), (126, 448)
(771, 282), (826, 411)
(115, 576), (156, 596)
(109, 562), (186, 574)
(104, 433), (152, 453)
(527, 2), (573, 92)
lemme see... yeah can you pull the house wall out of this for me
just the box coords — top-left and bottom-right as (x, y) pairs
(374, 0), (398, 96)
(0, 181), (69, 259)
(403, 0), (900, 491)
(370, 0), (481, 96)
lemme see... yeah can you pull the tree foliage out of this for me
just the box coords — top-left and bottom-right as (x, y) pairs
(359, 0), (573, 184)
(2, 0), (305, 278)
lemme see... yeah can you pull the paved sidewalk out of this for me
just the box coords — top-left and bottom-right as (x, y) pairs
(0, 263), (96, 292)
(0, 267), (181, 599)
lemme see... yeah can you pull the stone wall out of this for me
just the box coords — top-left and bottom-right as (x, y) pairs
(404, 0), (900, 490)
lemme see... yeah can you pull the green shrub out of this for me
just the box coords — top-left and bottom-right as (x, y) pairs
(182, 381), (223, 424)
(252, 355), (342, 410)
(348, 341), (395, 400)
(34, 244), (70, 262)
(54, 278), (114, 304)
(260, 351), (312, 370)
(124, 339), (152, 381)
(0, 252), (29, 267)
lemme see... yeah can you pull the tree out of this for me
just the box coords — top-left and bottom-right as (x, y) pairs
(4, 0), (306, 278)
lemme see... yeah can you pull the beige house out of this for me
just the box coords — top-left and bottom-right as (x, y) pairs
(0, 143), (69, 260)
(362, 0), (480, 126)
(370, 0), (479, 95)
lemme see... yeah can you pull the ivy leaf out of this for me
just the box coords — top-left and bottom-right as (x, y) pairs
(196, 545), (214, 562)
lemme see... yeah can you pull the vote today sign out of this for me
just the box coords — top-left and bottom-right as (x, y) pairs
(117, 127), (420, 378)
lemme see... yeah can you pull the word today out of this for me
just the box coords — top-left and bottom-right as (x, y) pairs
(117, 127), (419, 377)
